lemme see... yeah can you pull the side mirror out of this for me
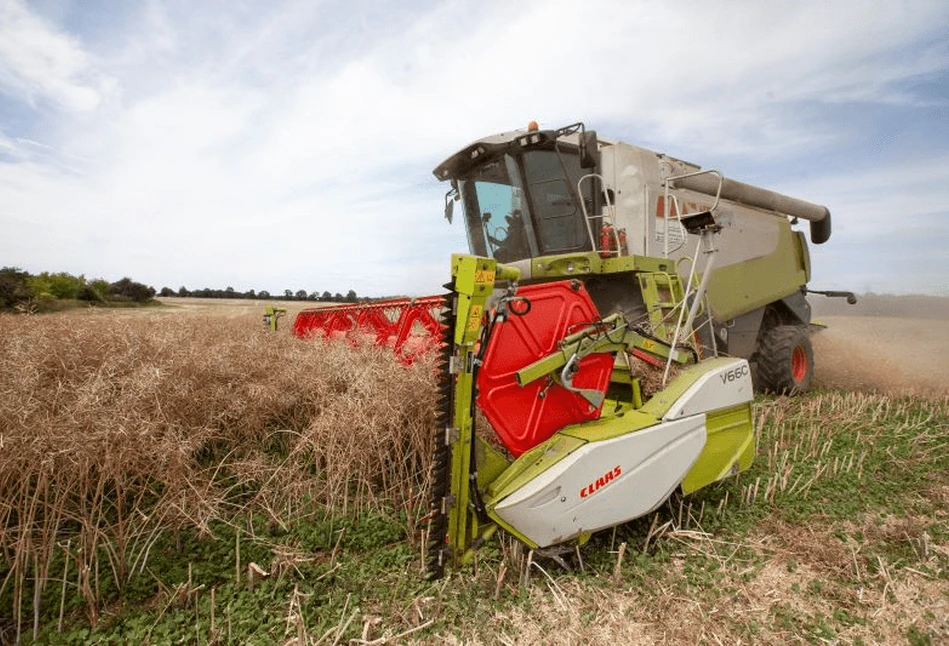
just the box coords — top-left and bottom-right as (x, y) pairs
(444, 188), (457, 223)
(579, 130), (598, 169)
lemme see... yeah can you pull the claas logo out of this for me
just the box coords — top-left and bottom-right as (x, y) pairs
(579, 465), (622, 498)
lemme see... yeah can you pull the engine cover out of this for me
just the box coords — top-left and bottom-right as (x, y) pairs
(476, 281), (614, 457)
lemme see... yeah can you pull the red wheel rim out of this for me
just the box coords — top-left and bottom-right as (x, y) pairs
(791, 345), (808, 383)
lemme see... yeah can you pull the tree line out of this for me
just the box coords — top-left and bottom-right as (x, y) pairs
(0, 267), (156, 311)
(0, 266), (364, 313)
(162, 286), (362, 303)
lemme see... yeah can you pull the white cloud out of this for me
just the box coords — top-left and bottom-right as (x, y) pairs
(778, 156), (949, 239)
(0, 0), (947, 295)
(784, 155), (949, 294)
(0, 0), (116, 111)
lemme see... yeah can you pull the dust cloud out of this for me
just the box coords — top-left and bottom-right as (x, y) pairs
(812, 316), (949, 398)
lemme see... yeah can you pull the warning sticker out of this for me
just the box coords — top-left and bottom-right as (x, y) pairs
(474, 269), (495, 285)
(466, 304), (483, 333)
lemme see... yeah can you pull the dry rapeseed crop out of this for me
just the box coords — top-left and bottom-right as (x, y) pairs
(0, 309), (437, 630)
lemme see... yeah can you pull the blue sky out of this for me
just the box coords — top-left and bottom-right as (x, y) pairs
(1, 0), (947, 297)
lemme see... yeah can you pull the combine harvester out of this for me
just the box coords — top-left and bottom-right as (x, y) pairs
(293, 122), (853, 578)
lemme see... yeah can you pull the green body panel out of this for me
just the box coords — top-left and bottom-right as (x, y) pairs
(601, 255), (675, 274)
(526, 252), (676, 281)
(559, 408), (659, 442)
(474, 437), (510, 488)
(797, 231), (811, 283)
(680, 403), (755, 494)
(705, 223), (808, 322)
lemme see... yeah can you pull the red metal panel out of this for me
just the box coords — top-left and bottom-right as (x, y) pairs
(292, 296), (444, 364)
(476, 281), (614, 457)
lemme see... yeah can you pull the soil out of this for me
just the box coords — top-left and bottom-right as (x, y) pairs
(812, 315), (949, 398)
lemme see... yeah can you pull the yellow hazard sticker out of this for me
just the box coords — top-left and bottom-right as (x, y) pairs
(641, 339), (656, 351)
(466, 304), (483, 332)
(474, 269), (495, 285)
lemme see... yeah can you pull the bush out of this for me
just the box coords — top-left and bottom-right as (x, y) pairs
(0, 266), (31, 309)
(48, 272), (84, 300)
(109, 277), (156, 303)
(33, 292), (58, 312)
(25, 272), (85, 300)
(78, 278), (110, 303)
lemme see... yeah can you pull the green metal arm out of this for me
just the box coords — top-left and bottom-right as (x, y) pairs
(437, 256), (513, 573)
(514, 315), (692, 389)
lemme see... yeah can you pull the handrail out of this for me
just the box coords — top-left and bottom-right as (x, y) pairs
(661, 169), (723, 258)
(662, 220), (721, 386)
(658, 169), (725, 385)
(578, 173), (620, 256)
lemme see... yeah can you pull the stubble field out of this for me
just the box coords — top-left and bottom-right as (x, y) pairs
(1, 297), (946, 644)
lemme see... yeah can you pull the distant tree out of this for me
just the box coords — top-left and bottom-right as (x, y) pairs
(78, 278), (110, 303)
(177, 286), (190, 297)
(0, 266), (31, 309)
(244, 289), (256, 299)
(45, 272), (84, 299)
(308, 291), (320, 301)
(259, 290), (271, 299)
(77, 285), (100, 302)
(26, 274), (51, 298)
(225, 286), (236, 298)
(283, 289), (293, 300)
(345, 289), (357, 303)
(295, 289), (307, 300)
(159, 287), (175, 297)
(333, 292), (343, 302)
(321, 291), (332, 302)
(25, 271), (83, 299)
(110, 277), (156, 303)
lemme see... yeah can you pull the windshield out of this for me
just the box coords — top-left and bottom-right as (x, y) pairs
(458, 148), (593, 262)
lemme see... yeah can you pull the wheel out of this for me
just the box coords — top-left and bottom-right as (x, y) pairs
(754, 324), (814, 394)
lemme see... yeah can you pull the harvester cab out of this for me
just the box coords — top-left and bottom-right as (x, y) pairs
(434, 121), (845, 394)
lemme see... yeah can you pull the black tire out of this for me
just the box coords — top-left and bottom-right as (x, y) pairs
(754, 324), (814, 394)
